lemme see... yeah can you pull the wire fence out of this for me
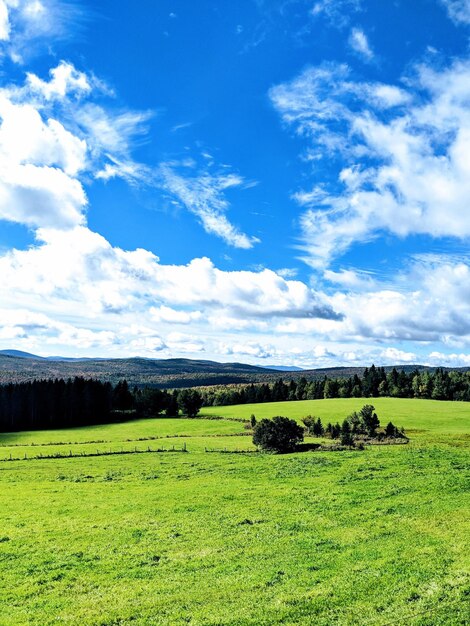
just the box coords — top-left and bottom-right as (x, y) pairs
(0, 443), (188, 462)
(204, 447), (258, 453)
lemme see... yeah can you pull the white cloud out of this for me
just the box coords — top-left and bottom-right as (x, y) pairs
(127, 336), (167, 355)
(160, 165), (260, 249)
(76, 105), (151, 168)
(150, 305), (202, 325)
(167, 332), (205, 353)
(428, 351), (470, 366)
(0, 225), (339, 329)
(220, 341), (275, 359)
(348, 27), (373, 61)
(0, 0), (84, 62)
(379, 347), (417, 364)
(311, 0), (362, 26)
(26, 60), (91, 100)
(0, 58), (157, 232)
(0, 72), (91, 229)
(324, 268), (377, 290)
(271, 60), (470, 266)
(2, 1), (470, 368)
(440, 0), (470, 24)
(274, 255), (470, 351)
(4, 237), (470, 363)
(276, 267), (298, 279)
(0, 1), (11, 40)
(0, 164), (86, 229)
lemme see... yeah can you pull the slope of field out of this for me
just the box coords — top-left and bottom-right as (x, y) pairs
(202, 397), (470, 440)
(0, 398), (468, 625)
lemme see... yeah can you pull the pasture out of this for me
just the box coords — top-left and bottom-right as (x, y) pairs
(0, 398), (468, 625)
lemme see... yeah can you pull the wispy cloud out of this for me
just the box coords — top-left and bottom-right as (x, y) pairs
(0, 0), (85, 62)
(271, 60), (470, 266)
(348, 27), (373, 61)
(440, 0), (470, 24)
(311, 0), (362, 27)
(159, 164), (260, 249)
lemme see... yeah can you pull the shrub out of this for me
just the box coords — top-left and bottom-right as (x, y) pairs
(252, 416), (304, 453)
(302, 415), (315, 434)
(385, 421), (407, 439)
(303, 415), (325, 437)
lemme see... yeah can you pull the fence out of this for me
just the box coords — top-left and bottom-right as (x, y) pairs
(0, 443), (188, 462)
(204, 446), (258, 454)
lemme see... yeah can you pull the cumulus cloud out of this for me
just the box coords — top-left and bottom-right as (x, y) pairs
(167, 332), (206, 354)
(279, 256), (470, 348)
(271, 60), (470, 266)
(428, 351), (470, 366)
(0, 225), (340, 346)
(0, 58), (156, 230)
(150, 306), (203, 325)
(26, 60), (91, 100)
(160, 165), (259, 249)
(2, 0), (470, 368)
(0, 10), (342, 360)
(220, 341), (275, 359)
(0, 90), (88, 228)
(379, 347), (417, 364)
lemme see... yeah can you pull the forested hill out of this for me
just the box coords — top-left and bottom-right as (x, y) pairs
(0, 352), (457, 388)
(0, 355), (275, 387)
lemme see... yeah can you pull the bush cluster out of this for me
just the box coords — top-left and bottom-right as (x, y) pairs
(252, 405), (406, 453)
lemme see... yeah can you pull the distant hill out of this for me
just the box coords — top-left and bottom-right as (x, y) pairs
(0, 351), (463, 388)
(262, 365), (305, 372)
(0, 349), (45, 359)
(0, 354), (276, 387)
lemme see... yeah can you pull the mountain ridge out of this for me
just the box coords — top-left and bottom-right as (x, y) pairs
(0, 350), (465, 388)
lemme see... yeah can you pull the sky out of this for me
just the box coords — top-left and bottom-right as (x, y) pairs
(1, 0), (470, 368)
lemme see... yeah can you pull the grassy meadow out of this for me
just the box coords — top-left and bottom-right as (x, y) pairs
(0, 398), (469, 625)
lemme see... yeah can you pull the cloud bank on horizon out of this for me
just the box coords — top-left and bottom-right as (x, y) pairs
(1, 0), (470, 369)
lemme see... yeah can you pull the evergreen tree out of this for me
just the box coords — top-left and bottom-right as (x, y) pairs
(359, 405), (380, 436)
(340, 419), (354, 446)
(177, 389), (203, 417)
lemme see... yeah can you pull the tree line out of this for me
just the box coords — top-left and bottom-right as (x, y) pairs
(0, 379), (203, 432)
(1, 364), (468, 432)
(198, 366), (470, 406)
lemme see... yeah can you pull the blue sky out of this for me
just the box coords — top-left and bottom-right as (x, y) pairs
(1, 0), (470, 367)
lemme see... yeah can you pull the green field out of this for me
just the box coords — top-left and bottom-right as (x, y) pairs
(202, 397), (470, 439)
(0, 398), (469, 625)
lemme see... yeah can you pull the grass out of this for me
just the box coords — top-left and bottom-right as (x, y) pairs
(202, 397), (470, 435)
(0, 399), (469, 625)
